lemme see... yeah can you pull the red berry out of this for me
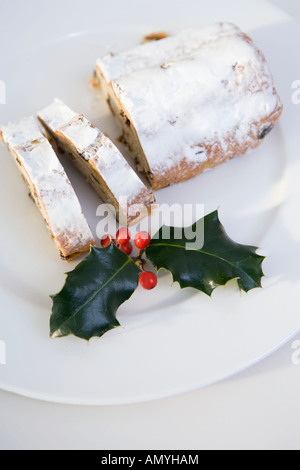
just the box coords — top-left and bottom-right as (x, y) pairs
(101, 235), (114, 248)
(134, 231), (151, 250)
(121, 241), (133, 255)
(116, 228), (131, 245)
(139, 271), (157, 290)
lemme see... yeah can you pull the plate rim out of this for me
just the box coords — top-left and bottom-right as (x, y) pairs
(1, 1), (299, 405)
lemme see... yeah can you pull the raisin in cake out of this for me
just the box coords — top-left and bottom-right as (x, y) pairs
(38, 100), (155, 225)
(0, 116), (95, 261)
(93, 22), (283, 190)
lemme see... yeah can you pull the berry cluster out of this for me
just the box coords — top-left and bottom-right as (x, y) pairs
(101, 229), (157, 290)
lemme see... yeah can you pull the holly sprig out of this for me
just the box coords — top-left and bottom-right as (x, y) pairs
(50, 210), (265, 341)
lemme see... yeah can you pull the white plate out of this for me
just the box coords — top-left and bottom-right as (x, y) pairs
(0, 0), (300, 405)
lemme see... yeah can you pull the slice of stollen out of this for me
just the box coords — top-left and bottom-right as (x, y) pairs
(38, 99), (156, 226)
(0, 115), (95, 261)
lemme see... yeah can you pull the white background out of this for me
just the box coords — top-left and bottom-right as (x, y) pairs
(1, 0), (300, 450)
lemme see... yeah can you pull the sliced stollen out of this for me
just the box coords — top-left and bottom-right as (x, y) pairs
(37, 100), (156, 226)
(93, 22), (283, 191)
(0, 116), (95, 261)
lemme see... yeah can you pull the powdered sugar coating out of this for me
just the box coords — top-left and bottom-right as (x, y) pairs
(96, 23), (282, 177)
(60, 116), (100, 156)
(0, 116), (95, 257)
(90, 135), (147, 205)
(1, 115), (43, 147)
(38, 100), (151, 204)
(38, 99), (77, 132)
(97, 23), (239, 82)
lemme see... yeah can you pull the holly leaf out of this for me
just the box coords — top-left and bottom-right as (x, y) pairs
(146, 210), (265, 296)
(50, 244), (141, 340)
